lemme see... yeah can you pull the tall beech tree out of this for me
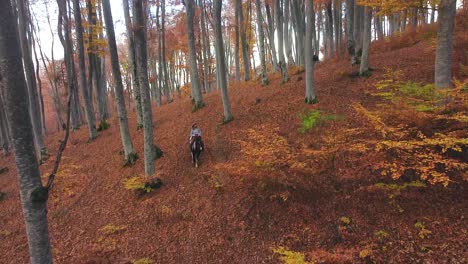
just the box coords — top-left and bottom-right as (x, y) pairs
(57, 0), (82, 131)
(0, 1), (53, 262)
(213, 0), (233, 122)
(15, 0), (47, 160)
(305, 0), (317, 104)
(73, 0), (98, 140)
(123, 0), (143, 127)
(102, 0), (137, 163)
(184, 0), (204, 109)
(133, 0), (155, 176)
(237, 0), (250, 81)
(255, 0), (269, 85)
(360, 6), (372, 75)
(276, 0), (289, 82)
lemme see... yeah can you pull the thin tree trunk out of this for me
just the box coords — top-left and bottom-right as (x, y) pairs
(283, 0), (294, 64)
(276, 0), (289, 81)
(255, 0), (269, 85)
(59, 0), (81, 131)
(73, 0), (98, 140)
(32, 38), (47, 136)
(200, 0), (211, 92)
(15, 0), (47, 159)
(238, 0), (250, 80)
(185, 0), (204, 108)
(325, 2), (334, 57)
(234, 3), (241, 81)
(0, 95), (11, 155)
(123, 0), (143, 128)
(305, 0), (316, 103)
(0, 2), (52, 262)
(102, 0), (136, 162)
(265, 3), (279, 70)
(435, 0), (457, 88)
(161, 0), (171, 104)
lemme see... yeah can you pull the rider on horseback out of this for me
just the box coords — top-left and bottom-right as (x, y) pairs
(189, 123), (204, 151)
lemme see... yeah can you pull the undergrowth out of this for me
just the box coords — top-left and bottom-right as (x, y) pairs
(273, 247), (311, 264)
(97, 119), (110, 131)
(352, 68), (468, 187)
(132, 258), (153, 264)
(99, 224), (127, 235)
(298, 110), (342, 133)
(123, 176), (162, 194)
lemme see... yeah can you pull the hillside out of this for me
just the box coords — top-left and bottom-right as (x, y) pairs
(1, 18), (467, 263)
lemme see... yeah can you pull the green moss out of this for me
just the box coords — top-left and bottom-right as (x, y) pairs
(399, 82), (441, 101)
(299, 110), (343, 133)
(414, 104), (436, 112)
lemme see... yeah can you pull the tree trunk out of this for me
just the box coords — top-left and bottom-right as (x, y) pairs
(213, 0), (233, 122)
(0, 2), (52, 262)
(0, 94), (11, 155)
(102, 0), (136, 162)
(123, 0), (143, 128)
(346, 0), (355, 58)
(325, 2), (334, 57)
(255, 0), (269, 85)
(234, 3), (241, 81)
(276, 0), (289, 82)
(15, 0), (47, 160)
(305, 0), (316, 103)
(185, 0), (204, 108)
(283, 0), (294, 64)
(333, 0), (341, 55)
(359, 6), (371, 75)
(200, 0), (211, 92)
(265, 3), (279, 70)
(133, 0), (155, 176)
(161, 0), (171, 104)
(73, 0), (98, 140)
(435, 0), (457, 88)
(238, 0), (250, 81)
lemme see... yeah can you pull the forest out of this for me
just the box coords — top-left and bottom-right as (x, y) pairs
(0, 0), (467, 263)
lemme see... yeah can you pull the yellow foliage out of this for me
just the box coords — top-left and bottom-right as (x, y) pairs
(414, 222), (432, 239)
(273, 247), (311, 264)
(99, 224), (127, 235)
(359, 248), (373, 259)
(340, 216), (351, 226)
(123, 176), (153, 193)
(132, 258), (153, 264)
(352, 103), (388, 138)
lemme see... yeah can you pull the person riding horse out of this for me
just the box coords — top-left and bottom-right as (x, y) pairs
(189, 123), (204, 167)
(189, 123), (204, 151)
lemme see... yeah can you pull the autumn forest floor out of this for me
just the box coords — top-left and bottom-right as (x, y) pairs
(1, 15), (468, 264)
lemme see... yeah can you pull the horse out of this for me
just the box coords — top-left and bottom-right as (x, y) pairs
(190, 135), (202, 167)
